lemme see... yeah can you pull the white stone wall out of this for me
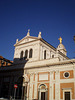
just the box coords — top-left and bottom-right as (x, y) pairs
(29, 73), (34, 100)
(14, 35), (68, 63)
(34, 73), (38, 99)
(40, 42), (56, 60)
(26, 61), (75, 100)
(14, 40), (40, 61)
(55, 70), (60, 100)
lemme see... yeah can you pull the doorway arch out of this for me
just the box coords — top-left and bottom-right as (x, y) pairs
(38, 84), (48, 100)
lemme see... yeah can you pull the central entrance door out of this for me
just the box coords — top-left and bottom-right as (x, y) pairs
(38, 84), (48, 100)
(65, 92), (70, 100)
(41, 92), (45, 100)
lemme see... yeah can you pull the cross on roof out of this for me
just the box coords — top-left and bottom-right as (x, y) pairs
(58, 37), (62, 44)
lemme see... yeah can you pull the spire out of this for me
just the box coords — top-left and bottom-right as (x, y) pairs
(58, 37), (62, 44)
(38, 32), (42, 38)
(27, 29), (30, 36)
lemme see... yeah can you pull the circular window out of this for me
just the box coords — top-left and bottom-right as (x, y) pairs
(64, 72), (70, 78)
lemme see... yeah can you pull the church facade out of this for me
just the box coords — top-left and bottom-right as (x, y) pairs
(0, 30), (75, 100)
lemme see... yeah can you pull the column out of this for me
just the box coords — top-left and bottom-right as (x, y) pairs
(55, 70), (60, 100)
(34, 73), (38, 99)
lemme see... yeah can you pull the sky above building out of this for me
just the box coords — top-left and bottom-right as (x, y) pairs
(0, 0), (75, 60)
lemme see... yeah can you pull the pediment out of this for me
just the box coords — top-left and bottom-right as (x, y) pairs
(14, 36), (38, 46)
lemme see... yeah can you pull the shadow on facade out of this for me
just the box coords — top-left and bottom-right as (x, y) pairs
(0, 57), (28, 100)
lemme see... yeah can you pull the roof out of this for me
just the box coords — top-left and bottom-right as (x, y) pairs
(0, 56), (13, 63)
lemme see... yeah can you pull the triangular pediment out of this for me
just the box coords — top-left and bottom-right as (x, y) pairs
(14, 36), (39, 46)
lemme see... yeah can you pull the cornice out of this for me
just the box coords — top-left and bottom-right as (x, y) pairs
(14, 39), (40, 47)
(40, 38), (56, 51)
(58, 50), (69, 59)
(0, 58), (75, 72)
(14, 36), (39, 47)
(24, 60), (75, 70)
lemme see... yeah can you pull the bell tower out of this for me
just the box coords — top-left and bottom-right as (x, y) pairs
(57, 37), (67, 56)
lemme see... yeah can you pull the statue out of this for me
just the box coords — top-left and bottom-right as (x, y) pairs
(27, 29), (30, 36)
(38, 32), (42, 38)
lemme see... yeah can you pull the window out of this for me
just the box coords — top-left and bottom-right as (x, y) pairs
(1, 82), (9, 98)
(52, 55), (54, 58)
(64, 72), (70, 78)
(25, 50), (28, 59)
(6, 62), (8, 66)
(1, 60), (4, 66)
(20, 51), (23, 59)
(44, 50), (46, 59)
(63, 89), (71, 100)
(29, 49), (33, 58)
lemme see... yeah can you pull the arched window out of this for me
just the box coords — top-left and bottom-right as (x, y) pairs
(44, 50), (46, 59)
(20, 51), (23, 59)
(52, 55), (54, 58)
(29, 49), (33, 58)
(39, 84), (46, 89)
(25, 50), (28, 59)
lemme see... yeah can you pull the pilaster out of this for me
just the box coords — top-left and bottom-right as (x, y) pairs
(29, 73), (34, 100)
(74, 66), (75, 99)
(55, 70), (60, 100)
(34, 73), (38, 99)
(38, 43), (41, 60)
(40, 45), (43, 60)
(49, 71), (53, 100)
(27, 83), (29, 100)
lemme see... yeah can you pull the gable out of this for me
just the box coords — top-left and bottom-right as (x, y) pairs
(14, 36), (39, 46)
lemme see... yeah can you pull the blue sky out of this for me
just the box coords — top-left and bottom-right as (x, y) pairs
(0, 0), (75, 60)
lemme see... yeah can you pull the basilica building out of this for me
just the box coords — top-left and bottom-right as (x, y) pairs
(0, 30), (75, 100)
